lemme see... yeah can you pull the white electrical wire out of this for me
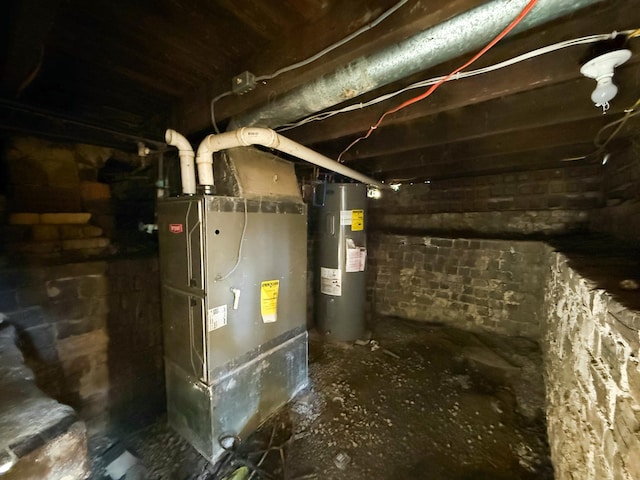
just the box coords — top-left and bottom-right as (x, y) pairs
(215, 198), (248, 282)
(211, 91), (233, 134)
(209, 0), (409, 132)
(255, 0), (409, 82)
(276, 30), (639, 132)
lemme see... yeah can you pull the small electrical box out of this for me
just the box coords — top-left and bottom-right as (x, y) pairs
(232, 71), (256, 95)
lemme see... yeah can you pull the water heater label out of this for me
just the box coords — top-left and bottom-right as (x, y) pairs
(345, 238), (367, 272)
(351, 210), (364, 231)
(339, 210), (364, 231)
(340, 210), (352, 226)
(260, 280), (279, 323)
(169, 223), (184, 234)
(207, 305), (227, 331)
(320, 267), (342, 296)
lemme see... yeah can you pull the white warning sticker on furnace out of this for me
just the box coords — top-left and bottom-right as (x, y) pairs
(207, 305), (227, 332)
(320, 267), (342, 296)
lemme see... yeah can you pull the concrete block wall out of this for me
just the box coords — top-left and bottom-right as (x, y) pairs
(543, 253), (640, 480)
(368, 233), (546, 337)
(371, 164), (602, 236)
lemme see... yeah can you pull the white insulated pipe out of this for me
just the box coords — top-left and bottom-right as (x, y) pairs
(165, 129), (197, 195)
(196, 127), (388, 190)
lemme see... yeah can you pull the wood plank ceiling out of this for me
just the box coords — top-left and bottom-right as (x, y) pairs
(1, 0), (639, 183)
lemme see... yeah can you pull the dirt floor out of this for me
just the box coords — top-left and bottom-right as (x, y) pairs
(90, 316), (553, 479)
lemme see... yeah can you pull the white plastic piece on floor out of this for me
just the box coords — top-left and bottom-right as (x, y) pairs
(106, 450), (139, 480)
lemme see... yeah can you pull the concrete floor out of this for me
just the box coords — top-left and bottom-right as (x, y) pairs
(91, 316), (553, 479)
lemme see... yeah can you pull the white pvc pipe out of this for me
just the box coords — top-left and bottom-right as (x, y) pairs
(197, 127), (389, 190)
(165, 129), (196, 195)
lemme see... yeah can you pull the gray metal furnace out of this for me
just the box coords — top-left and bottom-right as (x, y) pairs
(157, 147), (308, 463)
(316, 183), (367, 341)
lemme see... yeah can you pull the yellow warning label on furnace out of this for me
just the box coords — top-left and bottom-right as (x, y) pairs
(260, 280), (279, 323)
(351, 209), (364, 231)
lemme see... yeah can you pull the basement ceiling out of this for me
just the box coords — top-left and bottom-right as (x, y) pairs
(1, 0), (639, 183)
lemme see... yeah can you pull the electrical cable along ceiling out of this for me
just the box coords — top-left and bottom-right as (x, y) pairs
(1, 0), (639, 182)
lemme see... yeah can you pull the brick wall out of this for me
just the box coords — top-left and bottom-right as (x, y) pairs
(106, 257), (164, 430)
(0, 256), (164, 435)
(0, 134), (164, 436)
(0, 262), (111, 434)
(368, 233), (546, 337)
(367, 233), (640, 479)
(371, 164), (602, 236)
(590, 139), (640, 240)
(543, 252), (640, 480)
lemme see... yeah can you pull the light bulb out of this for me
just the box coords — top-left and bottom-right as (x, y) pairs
(580, 49), (631, 110)
(591, 76), (618, 108)
(367, 186), (382, 199)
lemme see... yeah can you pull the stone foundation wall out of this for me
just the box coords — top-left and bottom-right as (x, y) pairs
(0, 323), (89, 480)
(106, 257), (164, 429)
(0, 256), (163, 435)
(368, 233), (546, 337)
(368, 233), (640, 479)
(543, 253), (640, 480)
(1, 262), (110, 434)
(0, 134), (163, 437)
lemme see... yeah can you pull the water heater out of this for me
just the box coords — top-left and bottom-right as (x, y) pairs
(316, 183), (367, 341)
(157, 147), (308, 463)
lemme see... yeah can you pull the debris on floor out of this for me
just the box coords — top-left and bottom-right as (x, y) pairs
(90, 316), (553, 479)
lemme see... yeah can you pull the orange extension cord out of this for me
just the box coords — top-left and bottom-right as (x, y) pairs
(337, 0), (540, 163)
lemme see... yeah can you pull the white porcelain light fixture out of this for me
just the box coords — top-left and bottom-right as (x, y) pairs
(580, 49), (632, 112)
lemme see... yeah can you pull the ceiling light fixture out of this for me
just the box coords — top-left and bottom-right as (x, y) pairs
(367, 186), (382, 199)
(580, 49), (632, 112)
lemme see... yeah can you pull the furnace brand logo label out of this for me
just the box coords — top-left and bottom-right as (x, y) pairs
(169, 224), (184, 234)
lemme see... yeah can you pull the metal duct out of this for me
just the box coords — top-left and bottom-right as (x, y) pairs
(229, 0), (604, 129)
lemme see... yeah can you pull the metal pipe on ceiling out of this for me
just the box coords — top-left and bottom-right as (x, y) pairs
(228, 0), (605, 130)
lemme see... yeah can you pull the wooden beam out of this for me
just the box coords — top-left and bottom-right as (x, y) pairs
(318, 62), (640, 161)
(358, 116), (621, 176)
(215, 0), (308, 41)
(368, 143), (600, 182)
(0, 99), (165, 152)
(50, 1), (255, 95)
(174, 0), (489, 134)
(286, 0), (637, 146)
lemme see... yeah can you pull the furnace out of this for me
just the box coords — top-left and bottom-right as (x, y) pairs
(157, 146), (308, 463)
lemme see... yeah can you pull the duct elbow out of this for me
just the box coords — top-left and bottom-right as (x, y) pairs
(195, 139), (215, 187)
(165, 129), (192, 153)
(165, 129), (197, 195)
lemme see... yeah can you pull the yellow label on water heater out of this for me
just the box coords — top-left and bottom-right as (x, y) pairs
(351, 209), (364, 231)
(260, 280), (279, 323)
